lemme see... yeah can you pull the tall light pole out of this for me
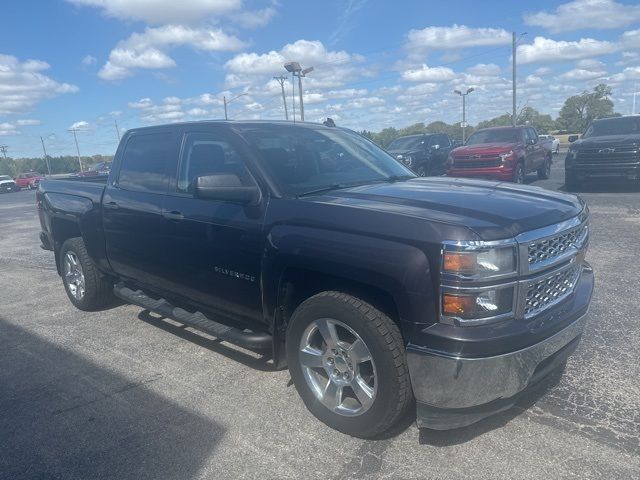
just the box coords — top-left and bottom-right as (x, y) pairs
(512, 32), (527, 126)
(40, 136), (51, 175)
(453, 88), (474, 143)
(273, 76), (289, 120)
(68, 129), (83, 172)
(223, 93), (248, 120)
(284, 62), (313, 122)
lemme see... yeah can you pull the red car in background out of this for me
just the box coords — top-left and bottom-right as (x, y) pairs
(447, 126), (552, 183)
(15, 172), (44, 189)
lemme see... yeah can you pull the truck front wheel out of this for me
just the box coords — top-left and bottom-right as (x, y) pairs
(286, 291), (413, 438)
(60, 237), (114, 311)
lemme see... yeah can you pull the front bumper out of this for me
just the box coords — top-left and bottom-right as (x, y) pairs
(447, 165), (514, 181)
(407, 265), (593, 430)
(566, 164), (640, 181)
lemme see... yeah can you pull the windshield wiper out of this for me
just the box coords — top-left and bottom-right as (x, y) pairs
(297, 183), (350, 197)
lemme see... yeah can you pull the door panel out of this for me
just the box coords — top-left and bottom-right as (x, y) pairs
(161, 130), (265, 324)
(103, 130), (178, 290)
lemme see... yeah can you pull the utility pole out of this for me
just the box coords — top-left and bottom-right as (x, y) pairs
(0, 145), (7, 159)
(224, 96), (228, 120)
(273, 76), (289, 120)
(40, 136), (51, 175)
(512, 32), (527, 127)
(114, 119), (121, 141)
(633, 83), (638, 115)
(284, 62), (313, 122)
(297, 73), (304, 121)
(454, 88), (474, 143)
(68, 129), (83, 172)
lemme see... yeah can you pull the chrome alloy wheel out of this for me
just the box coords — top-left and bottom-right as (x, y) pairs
(64, 252), (85, 300)
(299, 318), (377, 416)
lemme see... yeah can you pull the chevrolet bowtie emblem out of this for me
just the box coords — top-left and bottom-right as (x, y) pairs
(598, 147), (615, 154)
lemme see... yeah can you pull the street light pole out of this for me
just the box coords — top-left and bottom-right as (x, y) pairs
(284, 62), (313, 122)
(223, 93), (248, 120)
(40, 136), (51, 175)
(512, 32), (527, 127)
(454, 88), (474, 143)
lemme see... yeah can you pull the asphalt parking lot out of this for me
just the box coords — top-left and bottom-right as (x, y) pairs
(1, 151), (639, 479)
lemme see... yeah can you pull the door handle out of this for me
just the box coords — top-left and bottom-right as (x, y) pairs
(162, 210), (184, 221)
(104, 201), (119, 210)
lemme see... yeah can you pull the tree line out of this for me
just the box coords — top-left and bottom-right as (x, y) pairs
(361, 84), (618, 147)
(0, 155), (113, 177)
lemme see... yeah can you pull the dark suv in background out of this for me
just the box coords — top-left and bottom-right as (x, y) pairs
(565, 115), (640, 190)
(386, 133), (454, 176)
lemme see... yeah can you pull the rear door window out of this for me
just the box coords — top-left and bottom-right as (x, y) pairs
(117, 132), (174, 193)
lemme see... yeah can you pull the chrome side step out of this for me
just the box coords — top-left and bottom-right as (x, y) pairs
(114, 284), (272, 350)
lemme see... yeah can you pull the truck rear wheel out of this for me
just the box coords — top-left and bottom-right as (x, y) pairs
(60, 237), (114, 311)
(537, 157), (551, 180)
(286, 291), (413, 438)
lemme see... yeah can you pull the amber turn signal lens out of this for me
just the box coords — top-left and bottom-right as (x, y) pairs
(443, 252), (476, 272)
(442, 294), (476, 315)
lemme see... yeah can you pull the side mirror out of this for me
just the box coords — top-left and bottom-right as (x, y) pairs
(528, 138), (536, 145)
(568, 135), (579, 143)
(194, 174), (261, 205)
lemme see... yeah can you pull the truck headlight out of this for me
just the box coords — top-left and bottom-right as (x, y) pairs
(566, 148), (577, 164)
(442, 286), (514, 322)
(442, 245), (516, 279)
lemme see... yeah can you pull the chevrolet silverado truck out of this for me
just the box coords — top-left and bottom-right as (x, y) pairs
(386, 133), (453, 176)
(37, 121), (593, 438)
(565, 115), (640, 190)
(447, 126), (553, 183)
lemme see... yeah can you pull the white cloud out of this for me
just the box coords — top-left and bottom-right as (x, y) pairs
(0, 122), (19, 136)
(0, 54), (78, 115)
(232, 5), (278, 28)
(68, 0), (242, 25)
(517, 36), (617, 64)
(82, 55), (96, 66)
(99, 25), (246, 80)
(524, 0), (640, 33)
(405, 25), (511, 54)
(16, 119), (41, 126)
(69, 121), (91, 130)
(402, 64), (456, 82)
(558, 68), (607, 81)
(465, 63), (501, 77)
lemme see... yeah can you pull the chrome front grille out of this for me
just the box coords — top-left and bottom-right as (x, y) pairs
(576, 144), (639, 165)
(528, 223), (588, 268)
(524, 264), (581, 317)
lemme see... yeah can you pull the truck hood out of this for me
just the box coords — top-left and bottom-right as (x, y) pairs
(0, 179), (15, 185)
(307, 177), (584, 241)
(452, 143), (518, 156)
(572, 134), (640, 148)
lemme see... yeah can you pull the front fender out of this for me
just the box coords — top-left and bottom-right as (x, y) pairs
(261, 225), (436, 330)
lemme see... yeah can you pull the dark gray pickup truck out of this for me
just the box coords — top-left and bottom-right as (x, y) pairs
(38, 121), (593, 437)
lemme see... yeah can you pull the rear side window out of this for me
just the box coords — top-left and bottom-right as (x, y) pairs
(118, 132), (173, 193)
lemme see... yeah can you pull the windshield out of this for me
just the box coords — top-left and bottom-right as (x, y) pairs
(387, 136), (424, 151)
(466, 129), (520, 145)
(583, 117), (640, 138)
(239, 125), (414, 196)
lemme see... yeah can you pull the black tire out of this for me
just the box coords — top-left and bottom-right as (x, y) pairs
(537, 157), (551, 180)
(286, 291), (413, 438)
(514, 162), (525, 184)
(60, 237), (114, 311)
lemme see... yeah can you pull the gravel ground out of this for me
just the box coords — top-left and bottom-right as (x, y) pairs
(1, 152), (639, 479)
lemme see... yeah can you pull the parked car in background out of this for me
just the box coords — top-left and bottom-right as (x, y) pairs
(386, 133), (454, 176)
(15, 172), (44, 190)
(565, 115), (640, 190)
(77, 161), (112, 177)
(447, 126), (552, 183)
(0, 175), (20, 193)
(38, 120), (593, 438)
(539, 134), (560, 154)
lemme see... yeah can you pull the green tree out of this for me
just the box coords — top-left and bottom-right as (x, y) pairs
(556, 83), (615, 133)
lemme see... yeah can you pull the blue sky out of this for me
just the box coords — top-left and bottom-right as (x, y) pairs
(1, 0), (639, 157)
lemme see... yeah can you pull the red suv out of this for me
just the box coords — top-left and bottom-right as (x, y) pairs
(15, 172), (44, 189)
(447, 126), (552, 183)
